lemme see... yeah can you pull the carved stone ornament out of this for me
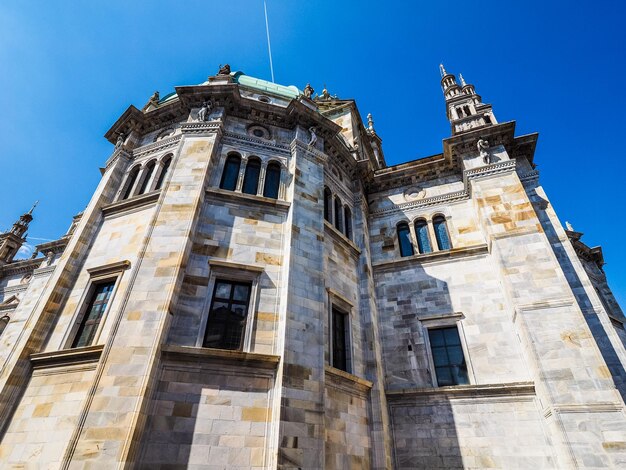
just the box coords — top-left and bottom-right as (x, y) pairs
(403, 186), (426, 202)
(197, 101), (212, 122)
(477, 138), (491, 164)
(115, 134), (125, 149)
(308, 127), (318, 147)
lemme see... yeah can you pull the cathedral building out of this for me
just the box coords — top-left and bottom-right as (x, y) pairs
(0, 64), (625, 469)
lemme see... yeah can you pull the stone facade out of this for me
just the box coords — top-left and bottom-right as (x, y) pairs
(0, 66), (625, 469)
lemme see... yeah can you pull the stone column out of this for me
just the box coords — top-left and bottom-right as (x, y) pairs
(59, 124), (223, 467)
(470, 168), (626, 468)
(277, 135), (327, 468)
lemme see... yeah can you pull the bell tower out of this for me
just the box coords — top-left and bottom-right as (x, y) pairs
(440, 64), (497, 135)
(0, 203), (36, 265)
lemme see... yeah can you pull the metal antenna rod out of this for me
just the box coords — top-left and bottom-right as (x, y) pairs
(264, 0), (275, 83)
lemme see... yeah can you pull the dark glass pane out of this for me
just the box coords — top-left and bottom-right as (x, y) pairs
(415, 220), (432, 254)
(397, 224), (414, 257)
(429, 329), (445, 347)
(447, 346), (464, 365)
(332, 308), (348, 372)
(430, 327), (469, 386)
(324, 188), (332, 222)
(242, 160), (261, 195)
(431, 347), (449, 366)
(233, 284), (250, 302)
(122, 169), (139, 199)
(220, 156), (241, 191)
(443, 327), (461, 346)
(344, 207), (352, 240)
(263, 163), (280, 199)
(138, 162), (156, 195)
(434, 216), (451, 250)
(72, 281), (115, 348)
(214, 282), (231, 300)
(334, 198), (343, 232)
(203, 280), (252, 351)
(452, 364), (470, 385)
(436, 367), (453, 386)
(155, 158), (171, 190)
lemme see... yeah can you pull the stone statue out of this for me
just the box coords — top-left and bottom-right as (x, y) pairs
(320, 86), (331, 101)
(308, 127), (318, 147)
(218, 64), (231, 75)
(115, 134), (125, 149)
(477, 138), (490, 164)
(44, 251), (54, 267)
(303, 83), (314, 99)
(197, 101), (211, 121)
(565, 221), (574, 231)
(150, 91), (159, 103)
(367, 113), (375, 133)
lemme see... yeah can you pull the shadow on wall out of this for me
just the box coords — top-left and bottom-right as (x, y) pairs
(136, 364), (274, 469)
(376, 258), (464, 469)
(530, 188), (626, 403)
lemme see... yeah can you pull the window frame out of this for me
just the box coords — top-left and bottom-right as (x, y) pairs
(397, 221), (414, 257)
(433, 214), (452, 251)
(196, 260), (263, 352)
(414, 218), (432, 254)
(421, 314), (474, 387)
(62, 260), (130, 350)
(327, 289), (354, 374)
(219, 153), (242, 191)
(0, 315), (9, 337)
(242, 157), (262, 195)
(262, 160), (281, 199)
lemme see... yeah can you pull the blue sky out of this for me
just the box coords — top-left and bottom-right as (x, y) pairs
(1, 1), (625, 304)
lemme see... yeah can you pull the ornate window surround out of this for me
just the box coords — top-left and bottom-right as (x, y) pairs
(196, 259), (264, 353)
(61, 260), (131, 350)
(419, 312), (475, 388)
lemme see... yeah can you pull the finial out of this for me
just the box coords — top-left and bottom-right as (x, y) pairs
(28, 201), (39, 215)
(459, 74), (466, 87)
(565, 221), (574, 231)
(439, 63), (447, 77)
(367, 113), (375, 133)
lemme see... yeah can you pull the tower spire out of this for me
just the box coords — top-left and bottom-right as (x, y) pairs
(0, 205), (36, 265)
(439, 66), (497, 135)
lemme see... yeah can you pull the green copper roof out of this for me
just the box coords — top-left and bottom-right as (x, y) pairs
(155, 71), (302, 105)
(232, 71), (301, 99)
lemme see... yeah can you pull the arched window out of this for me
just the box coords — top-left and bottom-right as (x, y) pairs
(344, 206), (352, 240)
(433, 215), (451, 251)
(324, 187), (332, 222)
(154, 156), (172, 190)
(334, 197), (343, 232)
(220, 154), (241, 191)
(414, 219), (432, 254)
(137, 160), (156, 195)
(121, 166), (140, 200)
(0, 316), (9, 337)
(263, 161), (281, 199)
(242, 157), (261, 195)
(397, 222), (414, 257)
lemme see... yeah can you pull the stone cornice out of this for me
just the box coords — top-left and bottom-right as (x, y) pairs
(205, 188), (291, 212)
(0, 284), (28, 297)
(324, 220), (361, 259)
(0, 258), (42, 277)
(180, 121), (223, 135)
(132, 134), (182, 159)
(35, 236), (69, 255)
(161, 345), (280, 371)
(372, 244), (489, 272)
(30, 345), (104, 370)
(222, 131), (291, 155)
(101, 191), (160, 218)
(369, 189), (469, 216)
(463, 159), (517, 185)
(325, 365), (373, 396)
(386, 381), (536, 401)
(32, 265), (56, 278)
(290, 139), (328, 163)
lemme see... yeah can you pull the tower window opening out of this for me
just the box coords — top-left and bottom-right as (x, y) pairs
(154, 156), (172, 190)
(415, 219), (432, 254)
(242, 157), (261, 195)
(397, 222), (414, 257)
(433, 215), (451, 251)
(263, 161), (281, 199)
(220, 154), (241, 191)
(137, 160), (156, 195)
(324, 187), (332, 222)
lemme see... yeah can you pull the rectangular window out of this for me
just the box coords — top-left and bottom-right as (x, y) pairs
(428, 327), (469, 386)
(203, 279), (252, 350)
(72, 280), (116, 348)
(331, 306), (351, 373)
